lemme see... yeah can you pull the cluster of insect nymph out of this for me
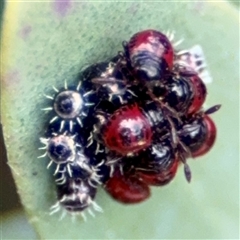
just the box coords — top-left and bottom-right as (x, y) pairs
(39, 29), (220, 221)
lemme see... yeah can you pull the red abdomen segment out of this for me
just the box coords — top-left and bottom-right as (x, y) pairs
(192, 115), (217, 158)
(136, 157), (179, 186)
(188, 75), (207, 115)
(103, 105), (152, 156)
(128, 29), (174, 69)
(127, 29), (174, 82)
(104, 170), (150, 204)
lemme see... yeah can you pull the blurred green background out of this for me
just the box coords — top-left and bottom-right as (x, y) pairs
(0, 1), (239, 239)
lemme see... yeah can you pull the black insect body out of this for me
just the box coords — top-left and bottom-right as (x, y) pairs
(82, 60), (142, 107)
(50, 177), (102, 220)
(134, 140), (179, 186)
(164, 73), (207, 115)
(50, 148), (109, 220)
(178, 105), (220, 158)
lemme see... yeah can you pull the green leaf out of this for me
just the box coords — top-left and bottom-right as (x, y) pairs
(1, 1), (239, 239)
